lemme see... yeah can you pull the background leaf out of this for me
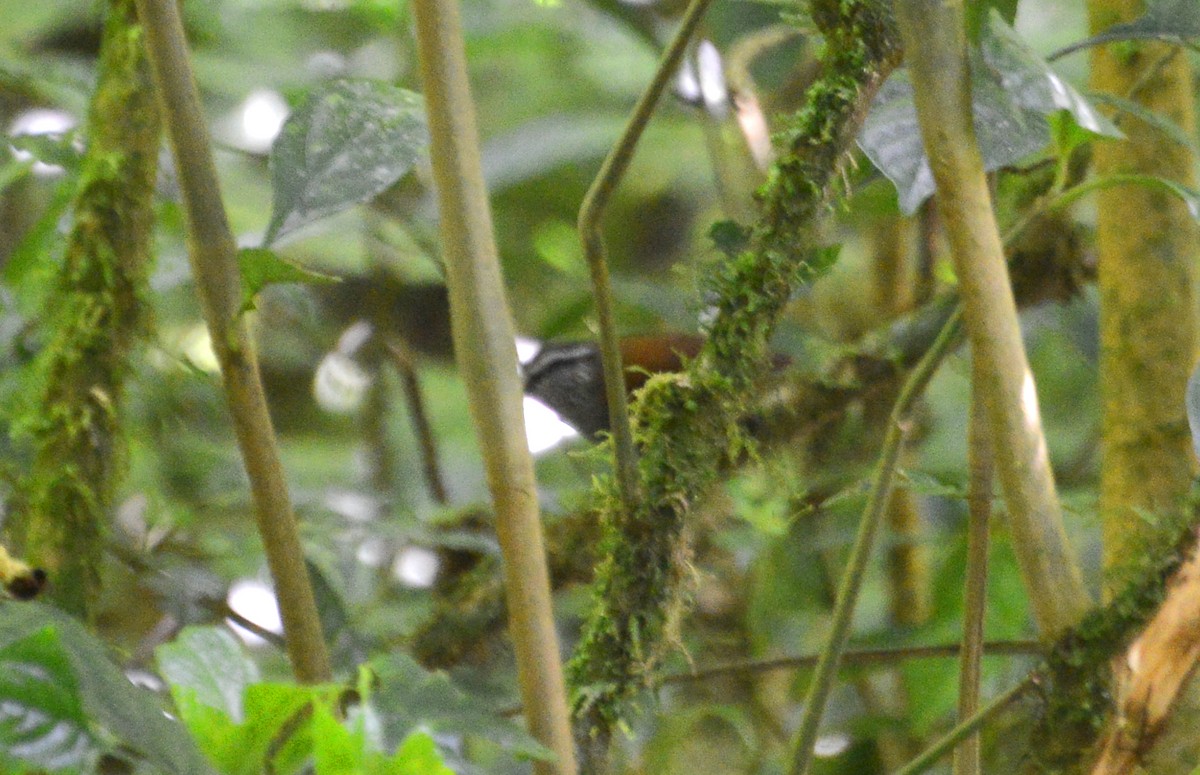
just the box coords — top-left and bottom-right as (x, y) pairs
(0, 627), (99, 773)
(980, 13), (1122, 138)
(157, 626), (260, 723)
(0, 602), (215, 775)
(1049, 0), (1200, 59)
(263, 79), (428, 246)
(368, 653), (553, 762)
(237, 247), (339, 312)
(859, 65), (1049, 213)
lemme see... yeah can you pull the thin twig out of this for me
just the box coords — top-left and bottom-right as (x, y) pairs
(499, 640), (1041, 717)
(385, 338), (450, 505)
(578, 0), (716, 514)
(894, 676), (1036, 775)
(787, 308), (964, 775)
(955, 378), (994, 775)
(660, 640), (1040, 685)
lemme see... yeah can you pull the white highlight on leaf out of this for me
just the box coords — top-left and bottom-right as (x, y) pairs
(227, 579), (283, 646)
(239, 89), (289, 153)
(9, 108), (75, 176)
(393, 546), (440, 588)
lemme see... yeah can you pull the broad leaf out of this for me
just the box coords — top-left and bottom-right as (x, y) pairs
(965, 0), (1018, 42)
(0, 602), (215, 775)
(157, 626), (260, 723)
(1049, 0), (1200, 60)
(981, 13), (1122, 139)
(237, 247), (339, 313)
(369, 653), (553, 762)
(860, 18), (1121, 213)
(1087, 92), (1195, 148)
(264, 79), (428, 245)
(0, 627), (99, 772)
(860, 63), (1047, 213)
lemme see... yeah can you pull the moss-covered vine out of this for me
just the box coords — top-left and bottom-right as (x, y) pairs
(9, 0), (161, 616)
(1031, 494), (1200, 770)
(567, 0), (903, 740)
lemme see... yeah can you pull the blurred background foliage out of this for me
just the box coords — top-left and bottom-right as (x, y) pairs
(0, 0), (1161, 771)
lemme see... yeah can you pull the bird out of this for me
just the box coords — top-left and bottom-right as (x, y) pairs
(522, 334), (705, 438)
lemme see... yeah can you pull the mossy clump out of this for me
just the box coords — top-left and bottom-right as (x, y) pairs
(1033, 498), (1199, 769)
(567, 0), (903, 740)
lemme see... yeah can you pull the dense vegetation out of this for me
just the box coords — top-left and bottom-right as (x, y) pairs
(1, 0), (1198, 772)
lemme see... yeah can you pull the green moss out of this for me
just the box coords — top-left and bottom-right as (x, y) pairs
(1032, 497), (1199, 770)
(567, 0), (902, 739)
(8, 0), (160, 616)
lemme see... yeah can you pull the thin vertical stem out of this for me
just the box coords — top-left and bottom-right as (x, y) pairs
(787, 309), (963, 775)
(578, 0), (715, 513)
(134, 0), (331, 683)
(955, 375), (994, 775)
(895, 0), (1089, 636)
(410, 1), (576, 771)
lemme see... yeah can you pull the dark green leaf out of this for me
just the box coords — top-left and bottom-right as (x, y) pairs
(368, 653), (553, 762)
(264, 79), (428, 245)
(8, 131), (83, 171)
(0, 602), (216, 775)
(1049, 0), (1200, 60)
(157, 626), (260, 722)
(859, 64), (1049, 214)
(709, 219), (750, 259)
(237, 247), (339, 313)
(2, 176), (73, 291)
(0, 627), (99, 772)
(965, 0), (1018, 42)
(981, 13), (1122, 139)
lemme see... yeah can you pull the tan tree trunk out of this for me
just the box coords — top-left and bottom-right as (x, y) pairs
(1088, 0), (1199, 589)
(1088, 1), (1199, 771)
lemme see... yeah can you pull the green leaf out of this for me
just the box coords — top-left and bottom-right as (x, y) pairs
(1087, 91), (1195, 148)
(2, 176), (73, 291)
(708, 219), (750, 259)
(965, 0), (1017, 42)
(1048, 173), (1200, 221)
(981, 13), (1122, 139)
(390, 731), (455, 775)
(0, 153), (34, 196)
(859, 64), (1049, 214)
(237, 247), (339, 313)
(264, 78), (428, 246)
(157, 626), (260, 723)
(172, 680), (335, 775)
(9, 131), (83, 171)
(0, 602), (215, 775)
(368, 653), (554, 762)
(0, 627), (100, 772)
(1049, 0), (1200, 60)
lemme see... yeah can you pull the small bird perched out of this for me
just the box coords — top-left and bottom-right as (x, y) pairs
(521, 334), (704, 438)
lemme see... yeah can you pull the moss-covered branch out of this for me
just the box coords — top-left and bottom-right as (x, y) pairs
(11, 0), (160, 616)
(567, 0), (903, 742)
